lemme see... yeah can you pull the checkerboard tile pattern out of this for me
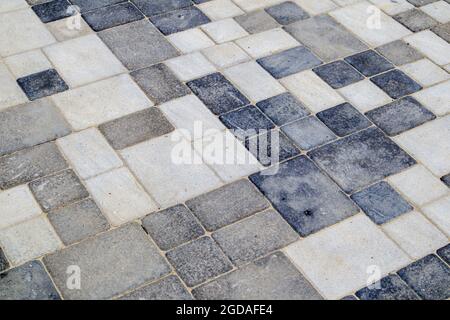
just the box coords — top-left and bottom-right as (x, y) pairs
(0, 0), (449, 300)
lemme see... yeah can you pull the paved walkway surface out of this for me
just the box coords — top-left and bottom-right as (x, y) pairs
(0, 0), (449, 300)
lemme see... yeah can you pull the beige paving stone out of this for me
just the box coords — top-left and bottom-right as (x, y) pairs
(413, 80), (450, 116)
(404, 30), (450, 66)
(420, 1), (450, 23)
(202, 42), (250, 69)
(46, 16), (93, 42)
(422, 196), (450, 237)
(400, 59), (450, 87)
(294, 0), (337, 14)
(165, 52), (217, 82)
(368, 0), (414, 15)
(201, 19), (249, 44)
(0, 63), (27, 111)
(198, 0), (244, 20)
(4, 50), (52, 78)
(0, 0), (28, 13)
(167, 28), (214, 54)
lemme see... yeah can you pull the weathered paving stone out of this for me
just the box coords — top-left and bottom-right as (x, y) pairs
(48, 198), (110, 245)
(432, 22), (450, 42)
(264, 1), (309, 25)
(441, 174), (450, 187)
(355, 274), (420, 300)
(234, 10), (279, 34)
(376, 40), (423, 66)
(341, 295), (357, 300)
(309, 127), (416, 193)
(250, 156), (359, 236)
(149, 6), (210, 35)
(366, 96), (436, 136)
(351, 181), (413, 225)
(98, 108), (174, 150)
(212, 210), (298, 266)
(44, 223), (170, 299)
(166, 236), (233, 287)
(256, 92), (310, 126)
(29, 169), (89, 212)
(371, 69), (422, 100)
(132, 0), (192, 16)
(131, 64), (191, 104)
(0, 98), (71, 157)
(98, 20), (178, 71)
(407, 0), (440, 6)
(142, 204), (205, 251)
(317, 103), (372, 137)
(281, 116), (336, 150)
(70, 0), (125, 13)
(0, 142), (67, 190)
(394, 9), (438, 32)
(344, 50), (395, 77)
(186, 179), (269, 232)
(120, 275), (193, 300)
(257, 46), (322, 79)
(437, 244), (450, 264)
(17, 69), (68, 101)
(82, 2), (144, 32)
(219, 105), (275, 135)
(193, 252), (323, 300)
(313, 60), (364, 89)
(0, 248), (9, 272)
(187, 72), (249, 115)
(32, 0), (73, 23)
(0, 261), (60, 300)
(397, 254), (450, 300)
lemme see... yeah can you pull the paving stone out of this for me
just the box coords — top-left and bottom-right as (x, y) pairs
(0, 248), (8, 272)
(405, 30), (450, 66)
(219, 106), (275, 135)
(120, 275), (192, 300)
(256, 93), (310, 126)
(338, 80), (393, 113)
(432, 22), (450, 42)
(32, 0), (73, 23)
(295, 0), (337, 14)
(187, 72), (249, 115)
(422, 196), (450, 237)
(397, 254), (450, 300)
(198, 0), (244, 21)
(142, 205), (205, 251)
(48, 198), (109, 245)
(281, 116), (336, 150)
(150, 6), (210, 35)
(167, 28), (214, 53)
(344, 50), (395, 77)
(201, 18), (249, 43)
(351, 181), (413, 225)
(213, 210), (298, 265)
(421, 1), (450, 23)
(17, 69), (68, 101)
(355, 274), (420, 300)
(250, 156), (359, 236)
(132, 0), (192, 16)
(82, 2), (144, 31)
(441, 174), (450, 187)
(366, 96), (435, 136)
(376, 40), (424, 66)
(284, 15), (368, 62)
(70, 0), (125, 13)
(367, 0), (415, 15)
(0, 98), (71, 157)
(0, 63), (28, 112)
(371, 69), (422, 99)
(0, 142), (67, 190)
(202, 42), (250, 69)
(234, 10), (279, 34)
(30, 169), (89, 212)
(313, 60), (364, 89)
(407, 0), (440, 6)
(193, 252), (322, 300)
(232, 0), (287, 11)
(400, 59), (449, 87)
(98, 20), (178, 71)
(309, 127), (416, 193)
(341, 295), (358, 300)
(44, 223), (170, 299)
(394, 9), (438, 32)
(4, 50), (52, 79)
(0, 0), (28, 13)
(257, 46), (322, 79)
(265, 1), (309, 25)
(0, 261), (60, 300)
(165, 52), (217, 82)
(437, 244), (450, 264)
(46, 16), (93, 42)
(166, 236), (233, 287)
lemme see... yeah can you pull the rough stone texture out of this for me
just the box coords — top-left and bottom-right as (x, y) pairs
(394, 9), (438, 32)
(82, 2), (144, 31)
(0, 248), (9, 272)
(344, 50), (395, 77)
(32, 0), (73, 23)
(371, 69), (422, 99)
(219, 105), (275, 134)
(432, 22), (450, 42)
(313, 60), (364, 89)
(265, 1), (309, 25)
(256, 92), (310, 126)
(355, 274), (420, 300)
(437, 244), (450, 264)
(120, 275), (192, 300)
(70, 0), (125, 12)
(149, 6), (210, 35)
(234, 10), (279, 34)
(17, 69), (68, 101)
(132, 0), (192, 16)
(376, 40), (424, 66)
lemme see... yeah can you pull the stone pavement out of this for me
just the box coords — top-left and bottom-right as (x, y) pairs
(0, 0), (449, 300)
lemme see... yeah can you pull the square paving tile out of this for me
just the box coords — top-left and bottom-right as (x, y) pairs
(376, 40), (424, 66)
(17, 69), (68, 101)
(265, 1), (309, 25)
(32, 0), (73, 23)
(413, 80), (450, 117)
(150, 6), (210, 35)
(404, 30), (450, 66)
(198, 0), (244, 21)
(422, 196), (450, 237)
(70, 0), (125, 13)
(371, 69), (422, 99)
(219, 105), (275, 134)
(256, 92), (310, 126)
(167, 28), (214, 53)
(120, 275), (192, 300)
(344, 50), (395, 77)
(313, 60), (364, 89)
(421, 1), (450, 23)
(131, 0), (192, 16)
(0, 63), (28, 111)
(202, 42), (250, 69)
(432, 21), (450, 42)
(400, 59), (449, 87)
(201, 18), (249, 43)
(82, 2), (144, 31)
(394, 8), (438, 32)
(355, 274), (420, 300)
(437, 244), (450, 264)
(4, 50), (52, 79)
(46, 16), (93, 41)
(234, 10), (279, 34)
(165, 52), (217, 82)
(0, 0), (28, 14)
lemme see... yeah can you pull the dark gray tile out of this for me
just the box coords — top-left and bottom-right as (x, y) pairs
(376, 40), (423, 66)
(256, 92), (310, 126)
(186, 179), (269, 231)
(250, 156), (359, 236)
(166, 237), (233, 287)
(313, 60), (364, 89)
(234, 10), (279, 34)
(0, 261), (60, 300)
(351, 181), (413, 224)
(119, 275), (192, 300)
(437, 244), (450, 264)
(0, 248), (9, 273)
(257, 46), (322, 79)
(32, 0), (73, 23)
(344, 50), (394, 77)
(149, 6), (210, 35)
(366, 96), (435, 136)
(370, 69), (422, 99)
(131, 0), (192, 16)
(394, 9), (438, 32)
(407, 0), (440, 5)
(265, 1), (309, 25)
(142, 204), (204, 251)
(29, 169), (89, 211)
(397, 254), (450, 300)
(441, 174), (450, 188)
(193, 252), (323, 300)
(98, 107), (174, 150)
(0, 142), (67, 190)
(70, 0), (126, 13)
(219, 105), (275, 138)
(432, 22), (450, 42)
(309, 127), (416, 193)
(48, 198), (110, 245)
(82, 2), (144, 31)
(356, 274), (420, 300)
(17, 69), (69, 101)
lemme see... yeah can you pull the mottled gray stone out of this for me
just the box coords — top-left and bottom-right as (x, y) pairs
(32, 0), (73, 23)
(193, 252), (323, 300)
(70, 0), (125, 12)
(82, 2), (144, 32)
(394, 9), (438, 32)
(376, 40), (423, 66)
(313, 60), (364, 89)
(256, 93), (310, 126)
(120, 275), (192, 300)
(441, 174), (450, 188)
(98, 20), (178, 71)
(407, 0), (440, 7)
(166, 237), (233, 287)
(44, 223), (170, 299)
(98, 108), (174, 150)
(213, 210), (298, 265)
(0, 248), (9, 272)
(250, 156), (359, 236)
(142, 204), (204, 251)
(48, 198), (110, 245)
(0, 142), (67, 190)
(437, 244), (450, 264)
(344, 50), (395, 77)
(0, 99), (71, 157)
(17, 69), (68, 101)
(149, 6), (210, 35)
(265, 1), (309, 25)
(284, 15), (368, 62)
(29, 169), (89, 211)
(356, 274), (420, 300)
(309, 127), (416, 193)
(371, 69), (422, 99)
(186, 179), (270, 231)
(234, 10), (279, 34)
(432, 22), (450, 42)
(0, 261), (60, 300)
(131, 0), (192, 16)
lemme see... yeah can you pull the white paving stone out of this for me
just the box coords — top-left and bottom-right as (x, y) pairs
(167, 28), (214, 54)
(0, 0), (27, 13)
(294, 0), (337, 14)
(404, 30), (450, 66)
(165, 52), (217, 82)
(0, 63), (27, 111)
(202, 42), (250, 69)
(232, 0), (284, 11)
(368, 0), (414, 15)
(46, 16), (93, 42)
(201, 18), (249, 44)
(4, 50), (52, 78)
(198, 0), (244, 20)
(422, 196), (450, 237)
(400, 59), (450, 87)
(413, 80), (450, 116)
(420, 1), (450, 23)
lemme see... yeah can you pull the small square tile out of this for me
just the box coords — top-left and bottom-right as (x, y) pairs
(4, 50), (52, 79)
(256, 92), (310, 126)
(46, 16), (93, 42)
(313, 60), (364, 89)
(120, 275), (192, 300)
(150, 6), (210, 35)
(234, 10), (279, 34)
(187, 72), (249, 115)
(405, 30), (450, 66)
(400, 59), (450, 87)
(344, 50), (395, 77)
(202, 42), (250, 69)
(70, 0), (125, 13)
(351, 181), (413, 224)
(421, 1), (450, 23)
(437, 244), (450, 264)
(32, 0), (73, 23)
(86, 168), (157, 226)
(397, 254), (450, 300)
(282, 116), (336, 150)
(371, 69), (422, 99)
(0, 186), (42, 230)
(0, 63), (27, 111)
(142, 205), (204, 251)
(17, 69), (68, 101)
(355, 274), (420, 300)
(265, 1), (309, 25)
(131, 0), (192, 16)
(421, 196), (450, 236)
(82, 2), (144, 32)
(338, 80), (393, 113)
(219, 105), (275, 134)
(201, 18), (249, 43)
(257, 46), (322, 79)
(393, 9), (438, 32)
(376, 40), (424, 65)
(167, 28), (214, 53)
(413, 80), (450, 117)
(198, 0), (244, 20)
(165, 52), (217, 82)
